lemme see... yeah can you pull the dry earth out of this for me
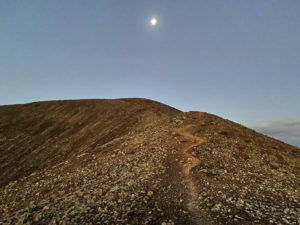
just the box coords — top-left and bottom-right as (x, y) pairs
(0, 98), (299, 225)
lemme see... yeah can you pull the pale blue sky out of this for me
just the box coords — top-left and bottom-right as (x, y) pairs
(0, 1), (299, 146)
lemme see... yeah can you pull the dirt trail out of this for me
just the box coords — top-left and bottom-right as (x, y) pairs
(175, 125), (207, 225)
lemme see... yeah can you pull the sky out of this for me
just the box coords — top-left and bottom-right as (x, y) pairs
(0, 1), (299, 147)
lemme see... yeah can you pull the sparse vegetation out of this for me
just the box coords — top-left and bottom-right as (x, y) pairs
(0, 99), (299, 224)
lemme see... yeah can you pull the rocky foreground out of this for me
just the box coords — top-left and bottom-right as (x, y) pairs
(0, 98), (299, 225)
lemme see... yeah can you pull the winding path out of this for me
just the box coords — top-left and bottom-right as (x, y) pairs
(174, 125), (206, 224)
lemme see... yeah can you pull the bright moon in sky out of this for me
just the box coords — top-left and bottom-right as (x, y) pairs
(150, 18), (157, 26)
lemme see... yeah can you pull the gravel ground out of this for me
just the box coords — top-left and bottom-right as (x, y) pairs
(0, 99), (299, 224)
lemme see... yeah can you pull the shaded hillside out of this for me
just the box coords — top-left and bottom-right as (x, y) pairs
(0, 98), (180, 187)
(0, 98), (299, 225)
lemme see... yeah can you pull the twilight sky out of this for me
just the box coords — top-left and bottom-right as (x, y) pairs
(0, 1), (299, 147)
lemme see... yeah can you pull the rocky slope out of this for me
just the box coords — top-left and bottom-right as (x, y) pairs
(0, 98), (299, 225)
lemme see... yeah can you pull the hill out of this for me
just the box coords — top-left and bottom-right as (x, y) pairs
(0, 98), (299, 225)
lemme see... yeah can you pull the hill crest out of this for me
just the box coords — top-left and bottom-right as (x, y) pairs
(0, 98), (299, 224)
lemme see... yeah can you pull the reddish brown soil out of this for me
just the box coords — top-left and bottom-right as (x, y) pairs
(175, 125), (204, 177)
(174, 125), (206, 224)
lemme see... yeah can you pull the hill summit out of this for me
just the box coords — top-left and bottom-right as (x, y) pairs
(0, 98), (299, 225)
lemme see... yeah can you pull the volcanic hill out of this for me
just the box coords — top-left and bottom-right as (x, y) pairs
(0, 98), (299, 225)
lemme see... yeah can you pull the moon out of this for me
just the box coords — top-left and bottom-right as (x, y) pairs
(150, 17), (157, 26)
